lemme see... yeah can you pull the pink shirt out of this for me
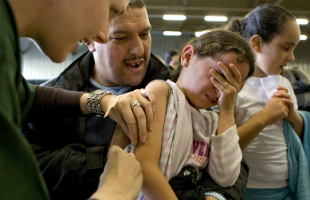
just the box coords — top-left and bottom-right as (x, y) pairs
(137, 80), (242, 200)
(159, 80), (241, 186)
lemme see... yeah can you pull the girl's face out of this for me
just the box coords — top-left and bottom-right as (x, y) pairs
(254, 20), (300, 77)
(177, 51), (250, 109)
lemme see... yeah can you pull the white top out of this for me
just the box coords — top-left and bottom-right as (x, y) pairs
(159, 80), (241, 185)
(234, 76), (298, 188)
(136, 80), (242, 200)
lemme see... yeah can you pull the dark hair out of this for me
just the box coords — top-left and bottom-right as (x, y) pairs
(170, 29), (255, 81)
(128, 0), (145, 8)
(164, 50), (180, 65)
(224, 4), (296, 43)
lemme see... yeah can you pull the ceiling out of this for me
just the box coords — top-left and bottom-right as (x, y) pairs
(143, 0), (310, 36)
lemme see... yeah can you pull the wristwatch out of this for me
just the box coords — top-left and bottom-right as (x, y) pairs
(86, 89), (112, 114)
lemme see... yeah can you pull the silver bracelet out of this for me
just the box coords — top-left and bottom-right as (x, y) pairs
(86, 90), (112, 114)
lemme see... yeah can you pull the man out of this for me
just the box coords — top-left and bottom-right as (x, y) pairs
(23, 1), (248, 200)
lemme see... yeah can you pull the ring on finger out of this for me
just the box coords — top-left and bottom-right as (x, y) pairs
(132, 100), (141, 109)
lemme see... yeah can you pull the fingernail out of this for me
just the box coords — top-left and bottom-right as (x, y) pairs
(142, 136), (147, 143)
(140, 90), (146, 96)
(149, 123), (153, 130)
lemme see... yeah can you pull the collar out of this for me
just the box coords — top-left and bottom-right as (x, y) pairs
(88, 77), (131, 95)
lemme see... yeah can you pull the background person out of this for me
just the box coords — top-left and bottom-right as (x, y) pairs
(164, 49), (181, 69)
(282, 66), (310, 112)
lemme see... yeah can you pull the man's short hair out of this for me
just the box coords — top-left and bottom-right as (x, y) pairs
(128, 0), (145, 8)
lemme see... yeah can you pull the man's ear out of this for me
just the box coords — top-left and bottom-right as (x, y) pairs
(181, 45), (195, 67)
(250, 35), (262, 53)
(88, 42), (96, 52)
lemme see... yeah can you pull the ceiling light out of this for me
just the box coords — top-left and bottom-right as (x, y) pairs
(204, 16), (228, 22)
(195, 31), (210, 37)
(300, 35), (307, 40)
(163, 31), (182, 36)
(163, 15), (186, 21)
(296, 19), (309, 25)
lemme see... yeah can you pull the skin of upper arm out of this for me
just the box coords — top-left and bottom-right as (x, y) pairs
(134, 81), (168, 165)
(133, 81), (177, 199)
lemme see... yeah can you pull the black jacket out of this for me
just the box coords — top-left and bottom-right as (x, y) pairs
(23, 51), (248, 200)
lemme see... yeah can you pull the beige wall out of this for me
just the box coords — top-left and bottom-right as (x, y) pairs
(22, 33), (310, 81)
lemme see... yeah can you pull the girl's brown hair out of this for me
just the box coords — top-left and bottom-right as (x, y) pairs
(170, 29), (255, 82)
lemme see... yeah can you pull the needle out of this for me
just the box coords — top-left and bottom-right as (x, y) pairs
(124, 143), (134, 153)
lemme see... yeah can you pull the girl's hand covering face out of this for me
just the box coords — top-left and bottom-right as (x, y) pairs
(210, 62), (242, 112)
